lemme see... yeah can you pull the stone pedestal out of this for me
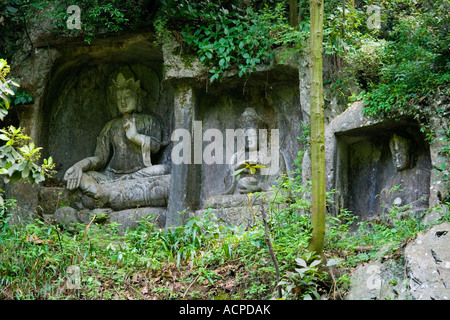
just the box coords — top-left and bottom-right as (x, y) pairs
(193, 192), (277, 228)
(53, 206), (166, 233)
(42, 174), (170, 232)
(81, 174), (171, 211)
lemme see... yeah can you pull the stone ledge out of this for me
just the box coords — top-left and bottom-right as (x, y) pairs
(53, 206), (166, 233)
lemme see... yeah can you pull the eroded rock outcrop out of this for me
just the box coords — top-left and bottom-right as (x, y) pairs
(405, 222), (450, 300)
(346, 222), (450, 300)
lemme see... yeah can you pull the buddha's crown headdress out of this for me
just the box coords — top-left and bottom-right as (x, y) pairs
(113, 73), (141, 93)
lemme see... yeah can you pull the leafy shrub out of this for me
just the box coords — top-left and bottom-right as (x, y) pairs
(159, 0), (307, 82)
(279, 251), (326, 300)
(0, 59), (55, 207)
(0, 59), (18, 118)
(344, 37), (387, 89)
(48, 0), (148, 43)
(362, 1), (449, 118)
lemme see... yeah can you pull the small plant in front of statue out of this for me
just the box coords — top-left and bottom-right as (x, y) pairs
(232, 162), (266, 178)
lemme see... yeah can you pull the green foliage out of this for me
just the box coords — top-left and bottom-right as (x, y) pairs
(343, 37), (387, 88)
(0, 0), (26, 58)
(360, 0), (449, 118)
(432, 128), (450, 201)
(46, 0), (147, 44)
(154, 209), (232, 268)
(0, 126), (55, 186)
(0, 216), (153, 299)
(2, 168), (447, 300)
(0, 59), (19, 118)
(0, 169), (316, 300)
(323, 1), (367, 56)
(1, 0), (150, 48)
(0, 198), (16, 230)
(159, 0), (307, 82)
(325, 208), (356, 248)
(279, 251), (326, 300)
(0, 59), (55, 207)
(325, 205), (439, 268)
(11, 86), (34, 105)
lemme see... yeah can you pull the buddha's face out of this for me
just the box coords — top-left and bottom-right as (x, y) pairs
(392, 149), (409, 170)
(246, 129), (258, 151)
(389, 134), (411, 171)
(116, 88), (137, 115)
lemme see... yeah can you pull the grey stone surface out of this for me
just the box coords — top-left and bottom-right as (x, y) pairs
(201, 191), (276, 209)
(53, 206), (81, 225)
(196, 192), (280, 228)
(194, 206), (261, 229)
(196, 78), (302, 202)
(54, 206), (165, 233)
(108, 207), (166, 232)
(346, 260), (409, 300)
(421, 206), (448, 225)
(5, 182), (40, 224)
(162, 36), (206, 81)
(166, 84), (201, 227)
(323, 102), (432, 221)
(405, 222), (450, 300)
(38, 187), (78, 216)
(36, 38), (171, 186)
(347, 222), (450, 300)
(7, 30), (445, 234)
(427, 96), (450, 206)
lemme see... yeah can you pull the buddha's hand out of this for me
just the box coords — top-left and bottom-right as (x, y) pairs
(124, 118), (138, 141)
(64, 164), (83, 190)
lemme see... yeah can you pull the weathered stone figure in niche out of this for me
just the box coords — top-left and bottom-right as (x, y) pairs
(223, 108), (266, 195)
(389, 133), (414, 171)
(64, 73), (170, 209)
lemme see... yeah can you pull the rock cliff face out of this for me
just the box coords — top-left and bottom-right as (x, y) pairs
(346, 222), (450, 300)
(6, 30), (447, 231)
(5, 23), (450, 299)
(405, 222), (450, 300)
(7, 32), (305, 227)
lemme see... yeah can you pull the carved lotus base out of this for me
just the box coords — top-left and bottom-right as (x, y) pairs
(81, 174), (171, 211)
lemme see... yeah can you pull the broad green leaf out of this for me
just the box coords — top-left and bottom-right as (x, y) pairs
(295, 258), (307, 267)
(9, 171), (22, 184)
(232, 167), (246, 176)
(21, 165), (30, 178)
(18, 160), (27, 172)
(326, 258), (342, 267)
(34, 172), (45, 183)
(0, 108), (8, 121)
(310, 260), (321, 268)
(7, 163), (20, 176)
(6, 6), (18, 13)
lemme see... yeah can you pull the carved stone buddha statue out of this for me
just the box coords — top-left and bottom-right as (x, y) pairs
(63, 73), (170, 210)
(223, 107), (282, 195)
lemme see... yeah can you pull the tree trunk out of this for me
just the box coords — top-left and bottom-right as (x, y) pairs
(289, 0), (299, 29)
(307, 0), (326, 255)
